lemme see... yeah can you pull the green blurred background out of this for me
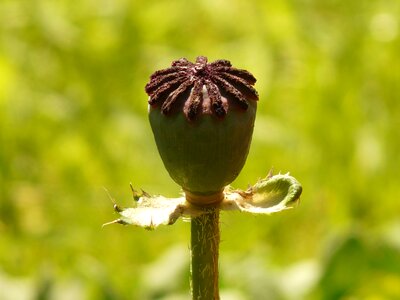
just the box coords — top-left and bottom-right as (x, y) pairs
(1, 0), (399, 299)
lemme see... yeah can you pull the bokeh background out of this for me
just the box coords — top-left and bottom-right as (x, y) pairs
(1, 0), (399, 299)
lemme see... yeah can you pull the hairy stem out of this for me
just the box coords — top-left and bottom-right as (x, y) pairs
(190, 208), (220, 300)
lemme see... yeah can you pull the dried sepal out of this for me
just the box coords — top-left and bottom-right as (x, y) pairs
(104, 174), (302, 229)
(223, 173), (302, 214)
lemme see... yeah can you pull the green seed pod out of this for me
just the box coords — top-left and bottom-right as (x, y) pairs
(146, 56), (259, 204)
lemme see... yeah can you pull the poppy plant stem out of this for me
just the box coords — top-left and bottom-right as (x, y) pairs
(190, 208), (220, 300)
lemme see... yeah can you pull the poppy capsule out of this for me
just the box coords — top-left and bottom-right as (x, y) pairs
(146, 56), (259, 205)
